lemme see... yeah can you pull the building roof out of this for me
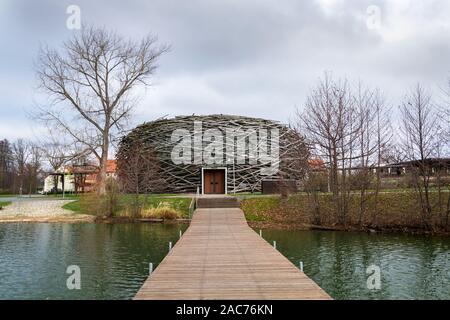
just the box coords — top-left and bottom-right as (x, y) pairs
(383, 158), (450, 168)
(308, 158), (325, 170)
(106, 160), (117, 173)
(47, 159), (117, 175)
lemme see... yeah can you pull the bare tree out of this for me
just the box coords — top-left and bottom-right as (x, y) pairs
(372, 90), (392, 226)
(400, 84), (439, 230)
(12, 139), (29, 195)
(0, 139), (14, 193)
(35, 26), (169, 194)
(26, 143), (42, 195)
(436, 80), (450, 229)
(40, 139), (70, 193)
(439, 79), (450, 153)
(434, 136), (449, 229)
(353, 87), (392, 226)
(117, 143), (166, 217)
(353, 83), (378, 226)
(297, 73), (362, 225)
(43, 141), (69, 172)
(444, 84), (450, 229)
(303, 159), (328, 225)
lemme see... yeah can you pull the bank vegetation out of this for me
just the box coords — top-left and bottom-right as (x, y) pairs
(260, 73), (450, 234)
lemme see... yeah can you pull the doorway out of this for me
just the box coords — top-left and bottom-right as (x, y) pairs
(202, 169), (226, 194)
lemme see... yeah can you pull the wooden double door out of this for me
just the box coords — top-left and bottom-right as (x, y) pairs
(203, 169), (226, 194)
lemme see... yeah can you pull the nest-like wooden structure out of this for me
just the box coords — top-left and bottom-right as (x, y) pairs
(117, 115), (308, 193)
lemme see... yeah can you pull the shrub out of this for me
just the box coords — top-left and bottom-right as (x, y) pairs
(104, 178), (120, 217)
(78, 193), (102, 216)
(141, 206), (180, 220)
(77, 178), (121, 217)
(304, 172), (329, 192)
(123, 201), (144, 218)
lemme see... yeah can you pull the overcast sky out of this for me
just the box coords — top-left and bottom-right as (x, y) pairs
(1, 0), (450, 141)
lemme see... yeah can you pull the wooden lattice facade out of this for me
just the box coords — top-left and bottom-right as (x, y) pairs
(117, 115), (308, 194)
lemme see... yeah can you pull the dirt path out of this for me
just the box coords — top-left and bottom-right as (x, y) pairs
(0, 199), (94, 223)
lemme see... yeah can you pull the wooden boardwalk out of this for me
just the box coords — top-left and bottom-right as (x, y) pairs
(135, 207), (331, 300)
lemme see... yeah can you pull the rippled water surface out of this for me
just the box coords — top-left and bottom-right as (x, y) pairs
(0, 223), (449, 299)
(0, 223), (187, 299)
(259, 229), (450, 300)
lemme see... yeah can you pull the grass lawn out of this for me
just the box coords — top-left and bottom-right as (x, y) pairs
(240, 190), (450, 230)
(120, 195), (192, 217)
(240, 196), (280, 222)
(234, 192), (265, 199)
(55, 193), (180, 200)
(63, 194), (192, 218)
(234, 192), (262, 196)
(62, 200), (81, 213)
(45, 194), (80, 199)
(0, 201), (11, 209)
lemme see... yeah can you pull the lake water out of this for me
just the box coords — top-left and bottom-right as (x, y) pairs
(261, 229), (450, 300)
(0, 223), (188, 299)
(0, 223), (449, 300)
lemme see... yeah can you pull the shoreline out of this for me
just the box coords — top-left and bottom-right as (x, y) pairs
(0, 214), (95, 223)
(0, 214), (188, 224)
(1, 213), (449, 236)
(247, 221), (450, 236)
(1, 196), (449, 236)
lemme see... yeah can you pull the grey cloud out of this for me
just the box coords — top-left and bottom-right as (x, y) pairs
(1, 0), (450, 140)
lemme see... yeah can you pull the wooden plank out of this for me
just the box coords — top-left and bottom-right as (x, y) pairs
(134, 207), (331, 300)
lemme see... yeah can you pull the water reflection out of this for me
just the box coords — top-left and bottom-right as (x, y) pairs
(0, 223), (187, 299)
(259, 229), (450, 299)
(0, 224), (448, 299)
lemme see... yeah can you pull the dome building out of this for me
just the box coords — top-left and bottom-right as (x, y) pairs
(117, 115), (308, 194)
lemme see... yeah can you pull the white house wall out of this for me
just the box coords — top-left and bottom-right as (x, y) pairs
(43, 175), (76, 193)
